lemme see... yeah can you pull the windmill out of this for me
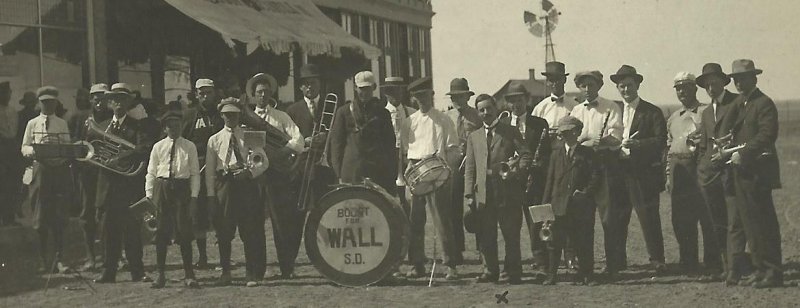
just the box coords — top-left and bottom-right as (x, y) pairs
(524, 0), (561, 64)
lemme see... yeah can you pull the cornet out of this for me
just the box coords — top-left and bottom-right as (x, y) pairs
(540, 220), (553, 242)
(499, 153), (520, 181)
(129, 197), (158, 232)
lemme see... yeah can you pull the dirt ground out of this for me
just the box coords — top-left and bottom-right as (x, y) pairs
(2, 123), (799, 307)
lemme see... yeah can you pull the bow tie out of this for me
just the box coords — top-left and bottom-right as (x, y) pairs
(584, 100), (598, 107)
(680, 107), (698, 116)
(551, 96), (564, 102)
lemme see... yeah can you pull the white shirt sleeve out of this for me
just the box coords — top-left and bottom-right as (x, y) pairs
(187, 140), (201, 198)
(145, 140), (161, 199)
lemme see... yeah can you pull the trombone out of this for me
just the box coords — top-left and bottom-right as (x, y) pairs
(297, 93), (339, 211)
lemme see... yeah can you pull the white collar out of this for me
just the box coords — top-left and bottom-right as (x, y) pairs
(304, 95), (319, 105)
(112, 114), (127, 125)
(623, 97), (640, 109)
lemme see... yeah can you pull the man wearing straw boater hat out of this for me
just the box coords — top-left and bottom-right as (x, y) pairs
(444, 77), (481, 260)
(609, 65), (668, 277)
(20, 86), (72, 274)
(719, 59), (782, 288)
(94, 82), (154, 284)
(694, 63), (748, 281)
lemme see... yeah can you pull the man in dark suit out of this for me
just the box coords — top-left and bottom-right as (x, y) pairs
(94, 83), (154, 283)
(502, 82), (551, 270)
(329, 71), (396, 191)
(464, 95), (532, 284)
(541, 116), (599, 285)
(694, 63), (745, 279)
(720, 59), (782, 288)
(610, 65), (668, 276)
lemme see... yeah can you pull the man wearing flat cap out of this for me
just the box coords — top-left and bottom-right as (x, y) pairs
(329, 71), (397, 191)
(205, 98), (269, 287)
(694, 63), (748, 281)
(0, 81), (20, 227)
(666, 72), (718, 275)
(609, 64), (668, 277)
(532, 61), (578, 127)
(94, 82), (154, 283)
(444, 77), (482, 256)
(503, 81), (551, 269)
(20, 86), (73, 273)
(719, 59), (782, 288)
(400, 77), (461, 280)
(568, 70), (624, 279)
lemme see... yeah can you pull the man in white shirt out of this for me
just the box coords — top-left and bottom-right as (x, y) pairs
(20, 86), (73, 273)
(382, 77), (416, 211)
(400, 77), (460, 280)
(205, 98), (269, 287)
(531, 61), (578, 127)
(145, 111), (201, 289)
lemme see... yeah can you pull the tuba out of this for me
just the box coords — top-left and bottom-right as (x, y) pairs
(81, 118), (145, 176)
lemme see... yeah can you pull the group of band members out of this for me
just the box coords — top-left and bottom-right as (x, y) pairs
(11, 56), (783, 289)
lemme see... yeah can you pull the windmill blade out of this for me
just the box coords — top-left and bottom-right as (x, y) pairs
(542, 0), (555, 11)
(524, 11), (537, 24)
(528, 22), (544, 37)
(547, 8), (560, 24)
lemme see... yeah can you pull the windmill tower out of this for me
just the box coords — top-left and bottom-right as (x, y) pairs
(524, 0), (561, 65)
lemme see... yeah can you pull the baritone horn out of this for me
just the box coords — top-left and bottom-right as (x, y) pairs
(81, 118), (145, 176)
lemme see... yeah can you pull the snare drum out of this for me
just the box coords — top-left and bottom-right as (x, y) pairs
(404, 156), (450, 196)
(304, 179), (410, 287)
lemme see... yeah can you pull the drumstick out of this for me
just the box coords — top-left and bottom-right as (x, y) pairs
(629, 131), (640, 139)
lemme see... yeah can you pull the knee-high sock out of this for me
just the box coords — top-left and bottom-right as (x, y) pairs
(218, 241), (231, 272)
(180, 243), (195, 278)
(156, 242), (168, 274)
(196, 238), (207, 262)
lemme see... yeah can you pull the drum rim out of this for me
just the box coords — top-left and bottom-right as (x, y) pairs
(408, 165), (450, 195)
(304, 185), (410, 287)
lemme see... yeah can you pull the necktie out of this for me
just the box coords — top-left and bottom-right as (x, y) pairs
(44, 116), (50, 131)
(230, 133), (243, 163)
(486, 128), (493, 165)
(713, 100), (721, 122)
(457, 113), (466, 141)
(168, 138), (176, 179)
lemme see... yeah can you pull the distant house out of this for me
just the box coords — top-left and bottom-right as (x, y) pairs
(493, 69), (580, 111)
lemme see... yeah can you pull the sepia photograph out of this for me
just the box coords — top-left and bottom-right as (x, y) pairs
(0, 0), (798, 306)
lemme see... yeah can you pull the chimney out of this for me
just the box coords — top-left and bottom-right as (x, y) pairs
(529, 69), (536, 80)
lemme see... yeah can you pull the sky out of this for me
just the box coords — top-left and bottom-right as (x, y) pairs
(430, 0), (800, 109)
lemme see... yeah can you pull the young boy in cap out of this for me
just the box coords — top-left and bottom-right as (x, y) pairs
(20, 86), (73, 273)
(145, 111), (201, 288)
(541, 116), (598, 285)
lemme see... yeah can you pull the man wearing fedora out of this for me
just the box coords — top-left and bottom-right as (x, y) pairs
(382, 76), (417, 214)
(569, 70), (624, 279)
(609, 65), (668, 276)
(532, 61), (578, 127)
(503, 81), (551, 270)
(444, 77), (481, 257)
(719, 59), (782, 288)
(694, 63), (748, 280)
(94, 83), (154, 283)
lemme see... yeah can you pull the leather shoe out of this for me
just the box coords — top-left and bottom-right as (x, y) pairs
(405, 265), (425, 279)
(653, 262), (668, 275)
(132, 274), (152, 283)
(194, 261), (212, 270)
(476, 273), (498, 283)
(151, 275), (166, 289)
(445, 267), (458, 280)
(184, 278), (199, 288)
(217, 272), (232, 286)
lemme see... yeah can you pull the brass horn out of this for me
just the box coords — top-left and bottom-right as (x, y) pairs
(83, 119), (145, 176)
(130, 197), (158, 232)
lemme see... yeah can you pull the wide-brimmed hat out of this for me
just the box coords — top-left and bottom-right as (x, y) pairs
(105, 83), (135, 97)
(299, 63), (322, 80)
(246, 73), (277, 97)
(36, 86), (59, 101)
(446, 78), (475, 96)
(695, 63), (730, 88)
(504, 82), (528, 97)
(381, 76), (406, 88)
(610, 65), (644, 84)
(541, 61), (569, 77)
(728, 59), (763, 77)
(574, 71), (604, 86)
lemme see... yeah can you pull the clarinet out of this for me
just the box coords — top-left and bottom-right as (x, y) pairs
(599, 111), (611, 141)
(531, 128), (548, 168)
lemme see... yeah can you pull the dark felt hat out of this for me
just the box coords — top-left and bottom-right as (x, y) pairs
(728, 59), (763, 77)
(696, 63), (731, 88)
(446, 78), (475, 96)
(504, 82), (528, 97)
(610, 65), (644, 84)
(298, 63), (322, 80)
(541, 61), (569, 77)
(407, 77), (432, 94)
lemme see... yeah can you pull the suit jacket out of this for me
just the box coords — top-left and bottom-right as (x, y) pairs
(722, 88), (781, 189)
(696, 90), (738, 186)
(542, 142), (597, 216)
(502, 114), (550, 203)
(617, 99), (668, 195)
(329, 98), (397, 191)
(94, 117), (154, 209)
(464, 122), (532, 208)
(286, 97), (326, 139)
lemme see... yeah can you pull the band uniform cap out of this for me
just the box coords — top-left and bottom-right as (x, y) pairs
(504, 82), (529, 98)
(354, 71), (376, 88)
(610, 65), (644, 84)
(673, 72), (697, 88)
(246, 73), (278, 97)
(407, 77), (432, 94)
(556, 115), (583, 132)
(728, 59), (763, 77)
(105, 82), (135, 97)
(574, 71), (604, 86)
(159, 110), (183, 123)
(195, 78), (215, 89)
(299, 63), (322, 80)
(446, 78), (475, 96)
(381, 76), (406, 88)
(542, 61), (569, 77)
(89, 83), (108, 94)
(218, 97), (242, 113)
(36, 86), (59, 101)
(696, 63), (730, 88)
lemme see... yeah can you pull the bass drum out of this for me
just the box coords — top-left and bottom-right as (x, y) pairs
(304, 179), (410, 287)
